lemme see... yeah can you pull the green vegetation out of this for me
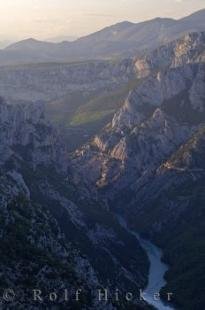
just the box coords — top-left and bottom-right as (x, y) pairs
(45, 78), (141, 150)
(71, 109), (114, 125)
(71, 78), (140, 127)
(45, 91), (92, 126)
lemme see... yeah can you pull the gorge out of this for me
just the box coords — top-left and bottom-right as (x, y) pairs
(0, 10), (205, 310)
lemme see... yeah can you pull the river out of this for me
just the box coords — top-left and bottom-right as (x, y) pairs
(117, 215), (175, 310)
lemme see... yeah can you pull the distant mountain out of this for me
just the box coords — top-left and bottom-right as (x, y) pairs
(1, 9), (205, 65)
(6, 38), (55, 51)
(76, 18), (175, 51)
(169, 8), (205, 38)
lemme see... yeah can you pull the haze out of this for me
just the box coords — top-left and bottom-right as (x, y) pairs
(0, 0), (204, 41)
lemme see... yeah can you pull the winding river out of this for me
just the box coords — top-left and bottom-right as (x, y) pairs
(117, 216), (175, 310)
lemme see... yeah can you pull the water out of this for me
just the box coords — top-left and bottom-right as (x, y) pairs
(117, 215), (175, 310)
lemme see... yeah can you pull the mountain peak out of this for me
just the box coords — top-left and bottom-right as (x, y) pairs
(6, 38), (45, 50)
(23, 38), (38, 43)
(114, 21), (134, 27)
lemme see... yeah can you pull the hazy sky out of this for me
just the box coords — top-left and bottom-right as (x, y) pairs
(0, 0), (204, 41)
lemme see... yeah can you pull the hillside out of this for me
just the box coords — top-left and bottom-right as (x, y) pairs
(130, 127), (205, 310)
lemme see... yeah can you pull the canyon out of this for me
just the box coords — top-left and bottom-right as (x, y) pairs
(0, 12), (205, 310)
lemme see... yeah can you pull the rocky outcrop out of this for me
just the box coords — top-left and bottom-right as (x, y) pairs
(72, 60), (204, 195)
(134, 32), (205, 78)
(0, 97), (67, 171)
(114, 62), (205, 132)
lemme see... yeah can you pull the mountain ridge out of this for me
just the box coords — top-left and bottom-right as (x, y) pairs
(1, 9), (205, 65)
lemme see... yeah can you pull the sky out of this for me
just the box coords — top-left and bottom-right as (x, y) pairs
(0, 0), (204, 41)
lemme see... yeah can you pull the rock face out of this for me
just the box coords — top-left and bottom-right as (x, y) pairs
(113, 63), (205, 131)
(72, 33), (205, 197)
(71, 32), (205, 309)
(129, 127), (205, 310)
(0, 98), (149, 309)
(0, 98), (67, 170)
(134, 32), (205, 78)
(0, 59), (134, 103)
(0, 33), (204, 117)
